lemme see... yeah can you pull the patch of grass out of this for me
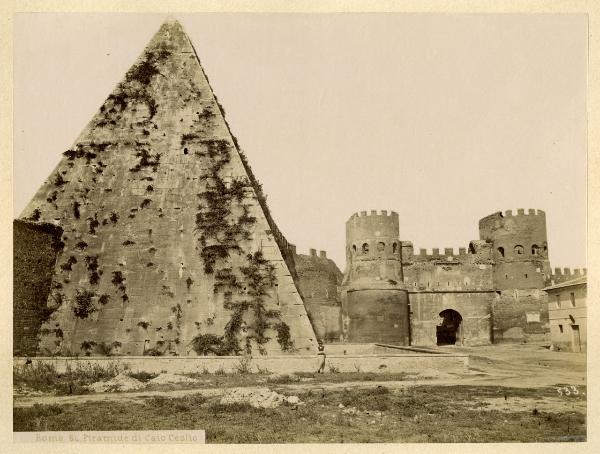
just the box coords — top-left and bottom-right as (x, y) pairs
(13, 361), (123, 395)
(266, 374), (300, 384)
(13, 385), (587, 442)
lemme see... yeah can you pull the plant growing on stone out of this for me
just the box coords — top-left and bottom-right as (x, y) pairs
(53, 172), (67, 187)
(60, 256), (78, 272)
(80, 340), (97, 356)
(26, 208), (42, 222)
(73, 289), (97, 319)
(163, 285), (175, 298)
(275, 321), (295, 352)
(88, 215), (100, 235)
(111, 271), (126, 292)
(85, 255), (100, 285)
(98, 294), (110, 305)
(76, 240), (88, 250)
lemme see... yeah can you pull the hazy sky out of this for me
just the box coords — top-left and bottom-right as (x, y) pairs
(13, 13), (587, 269)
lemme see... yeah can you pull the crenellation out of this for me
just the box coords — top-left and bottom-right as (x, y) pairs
(502, 208), (546, 218)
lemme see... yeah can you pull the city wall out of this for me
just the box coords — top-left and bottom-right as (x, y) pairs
(13, 220), (64, 356)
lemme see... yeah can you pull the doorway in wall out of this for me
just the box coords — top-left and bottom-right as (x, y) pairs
(436, 309), (463, 345)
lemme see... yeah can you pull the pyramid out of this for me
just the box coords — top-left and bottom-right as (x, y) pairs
(17, 19), (317, 357)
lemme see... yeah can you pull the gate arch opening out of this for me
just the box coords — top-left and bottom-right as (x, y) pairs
(436, 309), (463, 346)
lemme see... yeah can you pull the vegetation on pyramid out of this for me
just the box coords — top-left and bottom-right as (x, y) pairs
(15, 20), (317, 357)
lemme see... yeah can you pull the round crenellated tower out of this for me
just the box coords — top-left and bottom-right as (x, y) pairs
(478, 209), (551, 290)
(341, 210), (409, 344)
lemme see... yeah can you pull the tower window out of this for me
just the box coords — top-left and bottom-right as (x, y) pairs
(393, 242), (398, 254)
(362, 243), (369, 253)
(525, 273), (528, 279)
(498, 247), (505, 257)
(514, 245), (524, 255)
(352, 245), (357, 253)
(377, 242), (385, 252)
(559, 324), (564, 333)
(531, 244), (540, 255)
(570, 292), (575, 307)
(183, 148), (188, 155)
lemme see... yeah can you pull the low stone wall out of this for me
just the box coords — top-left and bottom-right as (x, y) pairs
(14, 352), (468, 375)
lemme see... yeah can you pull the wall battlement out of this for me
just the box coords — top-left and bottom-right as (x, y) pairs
(348, 210), (399, 220)
(413, 247), (469, 260)
(552, 267), (587, 277)
(503, 209), (546, 218)
(296, 248), (329, 260)
(479, 209), (546, 230)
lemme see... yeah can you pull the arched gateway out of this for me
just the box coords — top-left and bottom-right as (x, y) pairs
(436, 309), (463, 346)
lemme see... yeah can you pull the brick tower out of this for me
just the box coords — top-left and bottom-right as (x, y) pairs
(341, 210), (409, 344)
(479, 209), (551, 290)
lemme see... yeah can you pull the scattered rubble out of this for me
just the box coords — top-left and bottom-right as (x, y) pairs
(219, 387), (301, 409)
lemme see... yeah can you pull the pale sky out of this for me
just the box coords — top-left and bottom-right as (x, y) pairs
(13, 13), (587, 270)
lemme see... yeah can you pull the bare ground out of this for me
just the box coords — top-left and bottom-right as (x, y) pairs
(14, 341), (586, 414)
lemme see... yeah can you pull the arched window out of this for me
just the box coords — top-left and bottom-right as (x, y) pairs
(531, 244), (540, 255)
(377, 242), (385, 252)
(497, 247), (505, 257)
(392, 242), (398, 254)
(362, 243), (369, 253)
(352, 244), (357, 253)
(514, 245), (524, 255)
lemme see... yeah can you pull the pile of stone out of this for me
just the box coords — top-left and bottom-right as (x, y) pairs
(147, 373), (197, 385)
(219, 387), (301, 409)
(88, 373), (145, 392)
